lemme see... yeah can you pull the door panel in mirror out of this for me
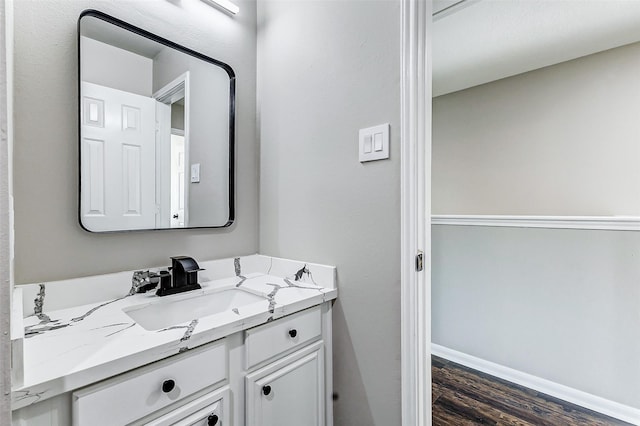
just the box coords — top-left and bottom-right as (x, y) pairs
(78, 10), (235, 232)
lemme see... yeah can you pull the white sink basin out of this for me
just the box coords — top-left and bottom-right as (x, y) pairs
(123, 288), (265, 331)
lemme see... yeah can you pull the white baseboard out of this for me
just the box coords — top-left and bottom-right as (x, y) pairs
(431, 344), (640, 425)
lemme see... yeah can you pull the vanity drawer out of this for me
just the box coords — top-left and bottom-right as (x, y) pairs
(144, 386), (229, 426)
(72, 341), (227, 426)
(245, 306), (322, 369)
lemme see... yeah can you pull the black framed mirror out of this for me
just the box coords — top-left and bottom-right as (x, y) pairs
(78, 10), (235, 232)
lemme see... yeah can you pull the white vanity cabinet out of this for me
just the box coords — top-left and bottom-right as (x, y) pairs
(141, 387), (229, 426)
(244, 307), (325, 426)
(12, 303), (333, 426)
(72, 341), (227, 426)
(245, 342), (325, 426)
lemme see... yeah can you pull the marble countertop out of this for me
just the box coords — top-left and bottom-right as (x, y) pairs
(11, 255), (337, 410)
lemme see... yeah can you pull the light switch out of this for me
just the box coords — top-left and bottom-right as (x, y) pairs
(191, 163), (200, 183)
(359, 123), (390, 162)
(374, 132), (383, 152)
(364, 135), (373, 153)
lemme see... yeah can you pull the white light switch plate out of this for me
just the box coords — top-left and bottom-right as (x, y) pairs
(191, 163), (200, 183)
(359, 123), (389, 162)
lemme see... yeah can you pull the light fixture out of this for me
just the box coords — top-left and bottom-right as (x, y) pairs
(201, 0), (239, 15)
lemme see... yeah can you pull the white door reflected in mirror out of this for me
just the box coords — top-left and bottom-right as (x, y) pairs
(170, 133), (186, 228)
(81, 82), (157, 231)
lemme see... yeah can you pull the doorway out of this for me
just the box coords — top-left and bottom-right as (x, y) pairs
(154, 72), (190, 229)
(170, 131), (186, 228)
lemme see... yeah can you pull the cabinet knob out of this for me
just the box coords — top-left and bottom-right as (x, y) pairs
(262, 385), (272, 396)
(288, 328), (298, 338)
(207, 414), (219, 425)
(162, 379), (175, 393)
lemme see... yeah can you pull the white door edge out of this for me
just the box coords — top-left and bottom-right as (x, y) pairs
(400, 0), (432, 425)
(0, 0), (12, 422)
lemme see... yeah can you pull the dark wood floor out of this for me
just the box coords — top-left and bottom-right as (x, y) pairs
(432, 355), (632, 425)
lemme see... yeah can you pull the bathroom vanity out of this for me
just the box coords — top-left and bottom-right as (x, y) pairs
(12, 10), (338, 425)
(11, 255), (337, 425)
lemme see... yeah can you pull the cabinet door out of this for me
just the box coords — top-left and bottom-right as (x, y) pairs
(246, 341), (324, 426)
(143, 387), (229, 426)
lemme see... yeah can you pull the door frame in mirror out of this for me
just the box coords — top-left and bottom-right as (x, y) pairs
(154, 72), (191, 229)
(77, 9), (236, 232)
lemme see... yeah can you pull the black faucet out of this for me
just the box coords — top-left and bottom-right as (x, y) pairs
(156, 256), (204, 297)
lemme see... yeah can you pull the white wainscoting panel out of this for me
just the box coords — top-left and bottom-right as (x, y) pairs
(432, 214), (640, 231)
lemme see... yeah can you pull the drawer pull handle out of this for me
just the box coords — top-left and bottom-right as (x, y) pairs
(162, 379), (176, 393)
(262, 385), (272, 396)
(207, 414), (219, 425)
(288, 328), (298, 338)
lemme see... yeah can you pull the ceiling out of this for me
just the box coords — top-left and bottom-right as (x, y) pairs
(433, 0), (640, 97)
(81, 16), (165, 59)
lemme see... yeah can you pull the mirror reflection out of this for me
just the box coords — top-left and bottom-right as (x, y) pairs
(79, 11), (234, 232)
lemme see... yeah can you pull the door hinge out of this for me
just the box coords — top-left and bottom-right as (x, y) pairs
(416, 251), (424, 272)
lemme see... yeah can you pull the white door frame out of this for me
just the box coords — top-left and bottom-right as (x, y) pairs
(154, 72), (191, 228)
(400, 0), (431, 425)
(0, 0), (12, 424)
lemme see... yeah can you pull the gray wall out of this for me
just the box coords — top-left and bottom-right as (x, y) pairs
(433, 41), (640, 216)
(80, 36), (153, 97)
(257, 1), (401, 425)
(13, 0), (258, 283)
(432, 225), (640, 408)
(171, 104), (184, 131)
